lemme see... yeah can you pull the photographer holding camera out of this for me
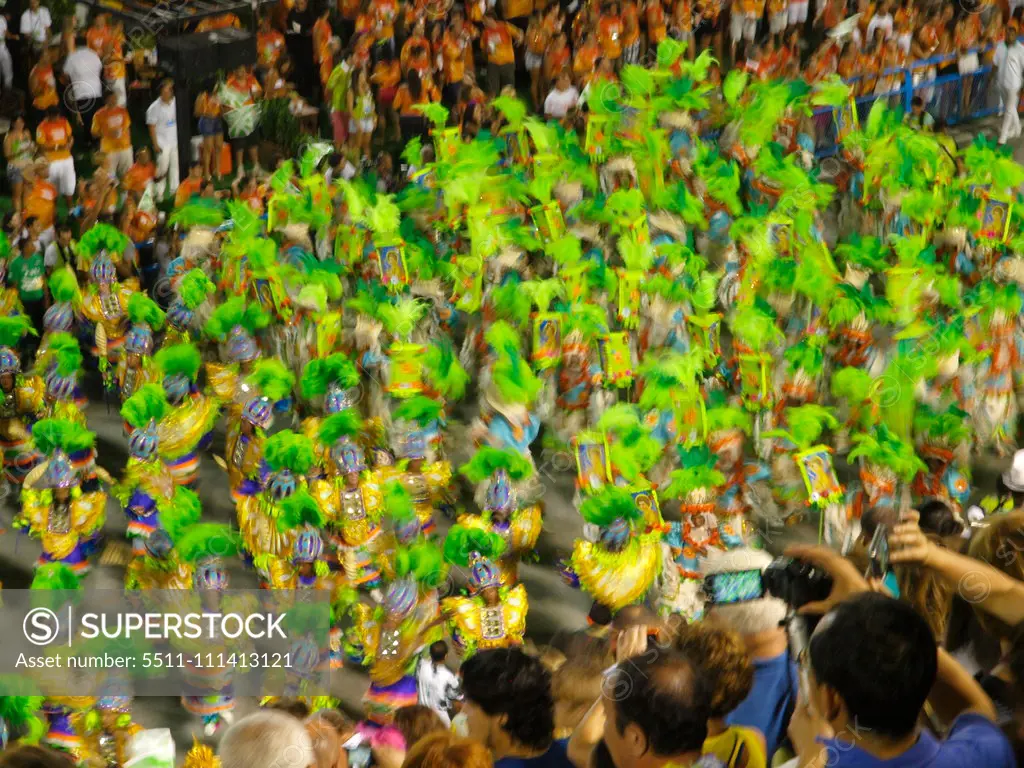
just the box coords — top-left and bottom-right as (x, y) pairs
(779, 542), (1015, 768)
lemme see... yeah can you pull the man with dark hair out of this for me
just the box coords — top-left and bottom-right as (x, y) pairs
(461, 648), (571, 768)
(601, 650), (714, 768)
(785, 545), (1014, 768)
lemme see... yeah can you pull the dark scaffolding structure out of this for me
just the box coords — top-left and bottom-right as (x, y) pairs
(79, 0), (270, 179)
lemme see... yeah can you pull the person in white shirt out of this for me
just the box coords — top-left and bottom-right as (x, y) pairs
(865, 1), (894, 42)
(997, 25), (1024, 145)
(19, 0), (50, 51)
(64, 38), (103, 149)
(416, 641), (460, 726)
(544, 73), (580, 121)
(0, 15), (13, 91)
(146, 79), (179, 199)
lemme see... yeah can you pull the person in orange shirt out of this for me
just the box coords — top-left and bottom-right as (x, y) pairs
(195, 13), (241, 32)
(620, 0), (640, 64)
(225, 65), (264, 179)
(28, 47), (58, 123)
(23, 162), (58, 243)
(598, 4), (624, 68)
(36, 106), (75, 204)
(122, 148), (156, 197)
(524, 11), (548, 109)
(730, 0), (763, 61)
(372, 54), (402, 140)
(174, 161), (204, 208)
(543, 31), (570, 89)
(767, 0), (787, 44)
(502, 0), (532, 28)
(257, 15), (286, 71)
(371, 0), (398, 56)
(481, 12), (522, 95)
(643, 0), (666, 54)
(101, 21), (127, 106)
(85, 13), (111, 56)
(313, 7), (332, 63)
(573, 31), (601, 82)
(91, 90), (133, 177)
(194, 86), (224, 181)
(392, 69), (440, 141)
(401, 19), (432, 74)
(440, 11), (475, 106)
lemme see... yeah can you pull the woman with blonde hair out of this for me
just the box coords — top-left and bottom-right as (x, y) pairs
(401, 732), (493, 768)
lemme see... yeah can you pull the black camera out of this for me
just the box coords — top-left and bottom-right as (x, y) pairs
(762, 556), (833, 610)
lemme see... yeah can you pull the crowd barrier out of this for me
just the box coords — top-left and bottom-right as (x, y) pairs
(810, 46), (1003, 157)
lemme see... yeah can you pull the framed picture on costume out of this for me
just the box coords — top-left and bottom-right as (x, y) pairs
(374, 239), (409, 291)
(530, 201), (565, 242)
(834, 96), (859, 143)
(432, 127), (461, 161)
(631, 488), (663, 527)
(452, 263), (483, 313)
(575, 433), (611, 494)
(617, 269), (643, 328)
(598, 332), (634, 388)
(795, 445), (843, 506)
(532, 313), (562, 370)
(386, 342), (425, 398)
(980, 194), (1013, 242)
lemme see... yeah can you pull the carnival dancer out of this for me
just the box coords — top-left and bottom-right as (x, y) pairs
(116, 293), (165, 403)
(78, 247), (136, 388)
(164, 268), (217, 346)
(390, 402), (452, 539)
(116, 384), (203, 555)
(0, 316), (44, 490)
(456, 446), (542, 588)
(203, 296), (271, 405)
(39, 268), (79, 353)
(173, 523), (248, 735)
(237, 429), (322, 564)
(153, 344), (220, 488)
(311, 409), (387, 591)
(299, 352), (362, 473)
(17, 419), (106, 574)
(563, 485), (662, 615)
(441, 524), (527, 658)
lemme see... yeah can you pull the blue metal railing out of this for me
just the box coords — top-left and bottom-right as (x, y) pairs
(811, 46), (1002, 157)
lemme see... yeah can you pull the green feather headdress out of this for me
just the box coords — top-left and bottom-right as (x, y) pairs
(168, 199), (226, 229)
(0, 681), (45, 745)
(459, 447), (534, 483)
(42, 332), (82, 376)
(158, 487), (202, 543)
(0, 315), (35, 349)
(384, 479), (416, 527)
(121, 384), (169, 429)
(443, 524), (507, 568)
(153, 344), (202, 384)
(377, 298), (427, 340)
(763, 405), (838, 452)
(831, 367), (878, 407)
(578, 486), (642, 528)
(77, 222), (130, 260)
(492, 95), (529, 131)
(392, 395), (443, 427)
(705, 406), (752, 435)
(637, 350), (704, 412)
(847, 425), (926, 483)
(913, 404), (972, 448)
(264, 430), (315, 476)
(485, 322), (542, 405)
(729, 301), (783, 353)
(245, 360), (296, 401)
(395, 541), (448, 588)
(424, 339), (469, 401)
(31, 418), (95, 457)
(178, 269), (217, 311)
(127, 292), (166, 331)
(300, 353), (360, 398)
(204, 297), (270, 340)
(277, 490), (325, 531)
(319, 409), (364, 445)
(175, 523), (241, 563)
(48, 268), (79, 305)
(662, 445), (726, 498)
(834, 234), (889, 272)
(31, 562), (81, 591)
(783, 335), (827, 378)
(491, 279), (533, 328)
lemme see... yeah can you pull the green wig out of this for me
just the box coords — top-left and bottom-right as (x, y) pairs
(120, 383), (170, 429)
(263, 430), (316, 476)
(442, 524), (507, 568)
(459, 447), (534, 483)
(153, 344), (202, 383)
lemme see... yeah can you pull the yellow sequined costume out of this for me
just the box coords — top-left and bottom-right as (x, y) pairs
(237, 490), (302, 559)
(19, 487), (107, 574)
(441, 583), (528, 657)
(224, 422), (265, 501)
(205, 362), (242, 403)
(569, 532), (663, 612)
(394, 462), (452, 536)
(456, 506), (542, 587)
(80, 283), (137, 361)
(0, 375), (44, 484)
(158, 392), (220, 486)
(311, 473), (387, 587)
(115, 355), (157, 401)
